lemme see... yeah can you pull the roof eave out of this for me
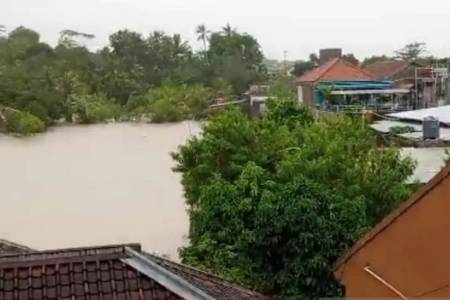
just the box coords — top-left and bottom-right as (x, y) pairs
(123, 247), (216, 300)
(333, 162), (450, 274)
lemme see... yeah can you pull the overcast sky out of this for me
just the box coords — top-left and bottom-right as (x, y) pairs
(2, 0), (450, 60)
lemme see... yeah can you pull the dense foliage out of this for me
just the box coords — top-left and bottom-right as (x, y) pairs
(2, 108), (45, 134)
(172, 99), (416, 299)
(0, 25), (266, 133)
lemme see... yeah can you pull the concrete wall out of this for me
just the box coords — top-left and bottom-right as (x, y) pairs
(319, 48), (342, 64)
(339, 174), (450, 298)
(298, 83), (315, 107)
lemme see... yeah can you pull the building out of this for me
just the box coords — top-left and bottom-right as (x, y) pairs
(370, 105), (450, 145)
(0, 239), (34, 255)
(0, 243), (269, 300)
(366, 60), (449, 109)
(334, 163), (450, 298)
(296, 57), (374, 107)
(366, 60), (417, 82)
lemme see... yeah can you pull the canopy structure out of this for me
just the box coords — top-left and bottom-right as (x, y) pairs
(388, 105), (450, 124)
(331, 89), (410, 96)
(315, 80), (413, 111)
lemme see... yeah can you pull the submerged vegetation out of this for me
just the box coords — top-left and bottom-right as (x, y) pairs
(0, 24), (266, 134)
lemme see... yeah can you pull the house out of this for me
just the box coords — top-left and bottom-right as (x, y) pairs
(366, 60), (417, 82)
(366, 60), (449, 108)
(0, 243), (269, 300)
(334, 163), (450, 298)
(296, 57), (375, 106)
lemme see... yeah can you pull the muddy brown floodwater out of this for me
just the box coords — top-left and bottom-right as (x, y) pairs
(0, 122), (202, 259)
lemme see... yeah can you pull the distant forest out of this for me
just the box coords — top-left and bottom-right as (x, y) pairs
(0, 23), (449, 134)
(0, 24), (266, 133)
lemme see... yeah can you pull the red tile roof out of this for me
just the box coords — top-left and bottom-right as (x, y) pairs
(334, 162), (450, 274)
(296, 58), (374, 83)
(0, 243), (269, 300)
(365, 60), (411, 80)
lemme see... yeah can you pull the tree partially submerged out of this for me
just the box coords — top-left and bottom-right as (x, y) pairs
(173, 98), (416, 299)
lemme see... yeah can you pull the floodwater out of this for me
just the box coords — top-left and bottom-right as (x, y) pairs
(0, 122), (201, 259)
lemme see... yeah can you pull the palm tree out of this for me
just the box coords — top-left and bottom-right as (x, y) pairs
(196, 24), (209, 52)
(221, 23), (235, 37)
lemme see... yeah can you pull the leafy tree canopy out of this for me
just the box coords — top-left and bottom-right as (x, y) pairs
(173, 97), (416, 299)
(0, 24), (267, 133)
(395, 42), (427, 61)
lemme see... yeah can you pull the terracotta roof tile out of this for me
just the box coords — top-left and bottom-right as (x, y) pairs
(0, 244), (269, 300)
(365, 60), (410, 80)
(296, 58), (374, 83)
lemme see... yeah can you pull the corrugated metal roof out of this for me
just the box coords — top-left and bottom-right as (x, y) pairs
(370, 120), (450, 142)
(388, 105), (450, 124)
(296, 58), (374, 83)
(401, 147), (448, 183)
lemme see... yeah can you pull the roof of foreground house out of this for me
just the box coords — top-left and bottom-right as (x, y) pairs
(296, 58), (374, 83)
(365, 60), (412, 80)
(334, 162), (450, 272)
(0, 243), (269, 300)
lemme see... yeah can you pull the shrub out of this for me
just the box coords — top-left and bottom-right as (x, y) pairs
(128, 83), (212, 122)
(5, 109), (45, 134)
(71, 95), (121, 124)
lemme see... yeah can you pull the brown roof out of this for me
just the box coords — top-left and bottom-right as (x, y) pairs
(0, 239), (34, 255)
(334, 162), (450, 272)
(0, 243), (269, 300)
(145, 253), (268, 300)
(365, 60), (411, 80)
(296, 58), (374, 83)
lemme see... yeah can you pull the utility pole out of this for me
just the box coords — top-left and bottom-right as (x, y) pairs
(283, 50), (288, 74)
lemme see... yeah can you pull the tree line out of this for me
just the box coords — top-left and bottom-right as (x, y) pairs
(0, 24), (266, 134)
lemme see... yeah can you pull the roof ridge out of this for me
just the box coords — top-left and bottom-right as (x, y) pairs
(124, 248), (215, 300)
(316, 57), (341, 81)
(340, 58), (375, 79)
(0, 239), (35, 253)
(334, 162), (450, 272)
(145, 252), (260, 294)
(0, 243), (141, 264)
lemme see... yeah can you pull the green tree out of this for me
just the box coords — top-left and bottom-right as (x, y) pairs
(221, 23), (235, 37)
(292, 60), (315, 77)
(58, 29), (95, 48)
(208, 26), (266, 92)
(7, 26), (40, 59)
(395, 42), (427, 61)
(342, 53), (359, 65)
(196, 24), (210, 53)
(173, 99), (416, 299)
(71, 94), (120, 124)
(362, 55), (391, 67)
(4, 109), (45, 134)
